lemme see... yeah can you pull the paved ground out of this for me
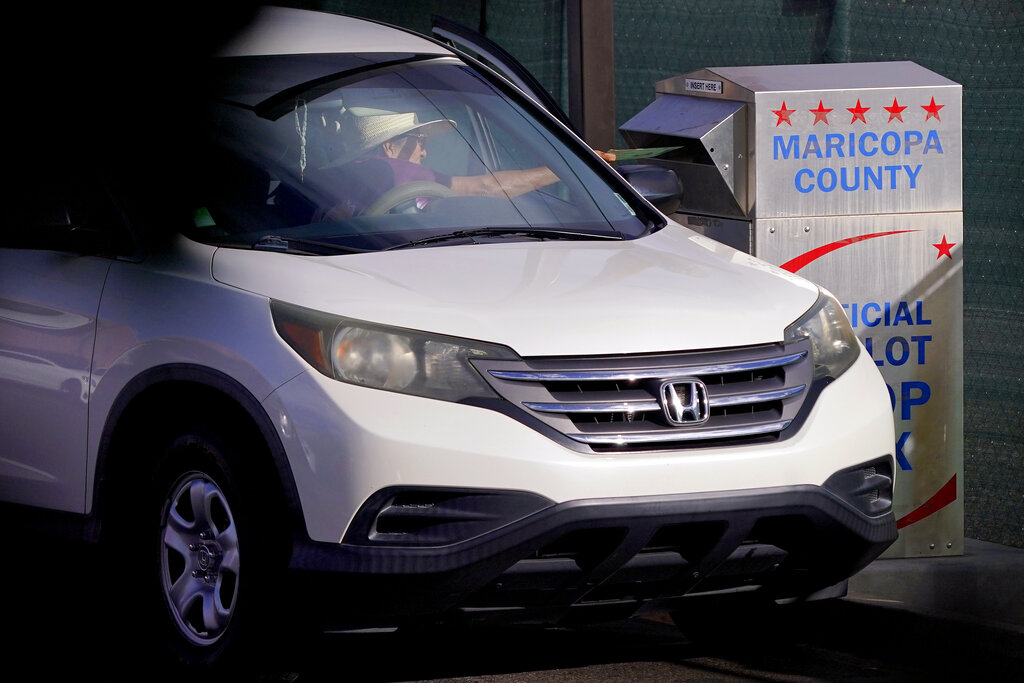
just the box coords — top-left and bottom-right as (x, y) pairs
(7, 537), (1021, 681)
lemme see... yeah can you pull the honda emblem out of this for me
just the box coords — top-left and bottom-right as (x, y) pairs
(659, 380), (710, 425)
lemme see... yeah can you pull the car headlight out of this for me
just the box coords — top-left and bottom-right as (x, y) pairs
(784, 289), (859, 381)
(271, 300), (517, 401)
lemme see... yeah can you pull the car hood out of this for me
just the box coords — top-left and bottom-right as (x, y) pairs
(210, 223), (819, 357)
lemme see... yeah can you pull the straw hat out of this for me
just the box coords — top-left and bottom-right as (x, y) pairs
(332, 107), (456, 166)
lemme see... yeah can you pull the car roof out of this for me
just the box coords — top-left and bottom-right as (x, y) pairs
(216, 6), (454, 58)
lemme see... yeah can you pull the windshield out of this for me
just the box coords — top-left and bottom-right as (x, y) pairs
(191, 55), (657, 253)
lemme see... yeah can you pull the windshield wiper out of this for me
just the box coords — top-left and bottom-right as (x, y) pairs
(383, 227), (622, 251)
(253, 235), (369, 255)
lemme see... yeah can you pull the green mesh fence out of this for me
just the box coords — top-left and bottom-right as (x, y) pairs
(316, 0), (569, 109)
(825, 0), (1024, 549)
(304, 0), (1022, 547)
(614, 1), (838, 147)
(314, 0), (482, 36)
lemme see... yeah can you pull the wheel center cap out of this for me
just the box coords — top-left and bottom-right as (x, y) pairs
(196, 545), (213, 571)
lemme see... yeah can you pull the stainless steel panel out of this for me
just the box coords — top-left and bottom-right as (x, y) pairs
(756, 213), (964, 557)
(620, 95), (748, 213)
(753, 84), (962, 218)
(660, 62), (958, 99)
(673, 213), (752, 253)
(621, 93), (744, 142)
(653, 62), (964, 220)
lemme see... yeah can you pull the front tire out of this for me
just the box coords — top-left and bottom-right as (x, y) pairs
(144, 424), (291, 674)
(160, 468), (241, 653)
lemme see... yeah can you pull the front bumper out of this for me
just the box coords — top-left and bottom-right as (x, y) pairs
(290, 456), (896, 630)
(269, 346), (895, 545)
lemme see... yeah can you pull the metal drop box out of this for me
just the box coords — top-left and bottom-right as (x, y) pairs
(621, 62), (964, 558)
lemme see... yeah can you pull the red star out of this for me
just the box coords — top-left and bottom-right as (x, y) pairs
(884, 97), (908, 122)
(773, 101), (796, 127)
(933, 235), (955, 260)
(810, 100), (833, 125)
(847, 99), (870, 124)
(922, 96), (944, 121)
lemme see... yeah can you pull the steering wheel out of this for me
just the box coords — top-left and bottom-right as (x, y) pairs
(363, 181), (454, 216)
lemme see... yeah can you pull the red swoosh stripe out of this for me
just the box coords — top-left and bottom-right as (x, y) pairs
(896, 474), (958, 529)
(780, 230), (919, 273)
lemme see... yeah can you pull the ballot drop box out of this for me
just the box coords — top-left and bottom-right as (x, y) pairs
(621, 62), (963, 557)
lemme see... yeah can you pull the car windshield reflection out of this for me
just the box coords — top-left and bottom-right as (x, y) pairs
(192, 57), (652, 252)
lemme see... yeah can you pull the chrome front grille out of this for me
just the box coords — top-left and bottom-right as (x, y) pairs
(474, 341), (813, 451)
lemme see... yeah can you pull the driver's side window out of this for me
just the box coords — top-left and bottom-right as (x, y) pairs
(487, 119), (568, 200)
(418, 106), (487, 180)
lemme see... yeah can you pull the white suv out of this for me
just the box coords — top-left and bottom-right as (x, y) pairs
(0, 6), (895, 672)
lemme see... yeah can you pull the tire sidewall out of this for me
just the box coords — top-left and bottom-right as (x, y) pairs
(149, 423), (274, 674)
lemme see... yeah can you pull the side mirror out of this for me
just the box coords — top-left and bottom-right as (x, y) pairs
(617, 164), (683, 215)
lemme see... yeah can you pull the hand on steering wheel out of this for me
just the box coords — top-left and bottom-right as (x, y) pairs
(362, 181), (454, 216)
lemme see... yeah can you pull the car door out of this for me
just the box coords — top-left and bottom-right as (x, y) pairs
(0, 172), (127, 512)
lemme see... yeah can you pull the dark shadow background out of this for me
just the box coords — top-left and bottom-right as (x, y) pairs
(5, 2), (264, 243)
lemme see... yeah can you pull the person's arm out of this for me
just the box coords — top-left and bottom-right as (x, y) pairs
(449, 166), (559, 198)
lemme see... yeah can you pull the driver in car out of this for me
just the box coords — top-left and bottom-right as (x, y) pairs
(317, 107), (561, 218)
